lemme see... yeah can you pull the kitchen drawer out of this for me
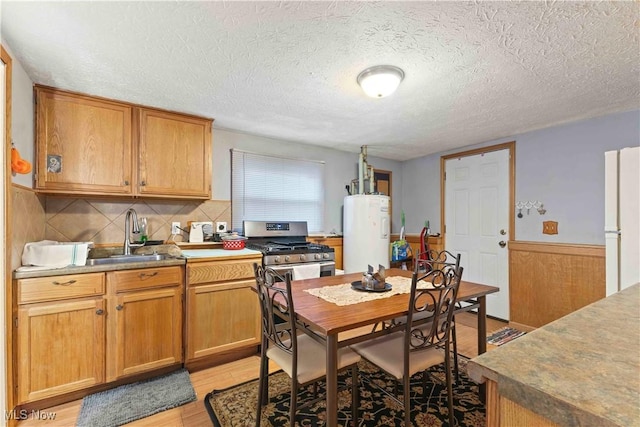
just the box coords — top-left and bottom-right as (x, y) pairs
(109, 266), (183, 292)
(17, 273), (105, 304)
(187, 258), (258, 285)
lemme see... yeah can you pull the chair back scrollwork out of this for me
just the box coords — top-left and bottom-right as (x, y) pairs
(405, 264), (463, 352)
(254, 264), (297, 355)
(414, 249), (461, 273)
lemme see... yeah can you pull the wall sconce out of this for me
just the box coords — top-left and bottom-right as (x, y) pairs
(357, 65), (404, 98)
(516, 201), (545, 218)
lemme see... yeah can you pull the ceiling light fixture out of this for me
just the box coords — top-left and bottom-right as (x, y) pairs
(357, 65), (405, 98)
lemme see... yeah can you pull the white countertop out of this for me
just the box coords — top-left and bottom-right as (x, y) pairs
(181, 248), (262, 258)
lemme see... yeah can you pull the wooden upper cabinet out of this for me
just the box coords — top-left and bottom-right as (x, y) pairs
(34, 85), (212, 199)
(138, 108), (212, 199)
(35, 86), (133, 194)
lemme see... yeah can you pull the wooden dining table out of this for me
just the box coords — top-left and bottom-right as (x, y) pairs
(289, 268), (499, 427)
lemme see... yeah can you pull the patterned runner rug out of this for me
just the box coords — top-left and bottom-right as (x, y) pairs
(205, 359), (484, 426)
(487, 327), (527, 346)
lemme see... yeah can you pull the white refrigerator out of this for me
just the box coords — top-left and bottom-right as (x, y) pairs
(605, 146), (640, 296)
(343, 194), (390, 274)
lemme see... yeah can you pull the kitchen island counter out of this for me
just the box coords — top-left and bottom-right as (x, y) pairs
(467, 283), (640, 427)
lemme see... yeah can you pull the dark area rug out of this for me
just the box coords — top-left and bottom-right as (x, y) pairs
(76, 369), (196, 427)
(205, 360), (484, 427)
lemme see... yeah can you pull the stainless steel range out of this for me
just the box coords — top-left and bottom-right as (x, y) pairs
(244, 220), (335, 277)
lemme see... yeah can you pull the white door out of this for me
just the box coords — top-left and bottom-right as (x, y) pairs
(445, 149), (510, 320)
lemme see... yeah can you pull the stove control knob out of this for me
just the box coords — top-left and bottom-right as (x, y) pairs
(285, 256), (290, 262)
(274, 256), (280, 264)
(300, 254), (306, 261)
(323, 253), (329, 259)
(315, 253), (321, 260)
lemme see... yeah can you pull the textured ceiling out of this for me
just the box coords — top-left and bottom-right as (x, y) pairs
(2, 1), (639, 161)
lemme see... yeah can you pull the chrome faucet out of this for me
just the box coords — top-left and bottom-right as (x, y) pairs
(123, 208), (144, 255)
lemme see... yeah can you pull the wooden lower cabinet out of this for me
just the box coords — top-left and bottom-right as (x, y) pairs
(107, 287), (183, 381)
(15, 273), (107, 403)
(484, 379), (560, 427)
(106, 267), (183, 381)
(16, 297), (106, 403)
(308, 237), (343, 270)
(14, 266), (184, 405)
(185, 256), (262, 366)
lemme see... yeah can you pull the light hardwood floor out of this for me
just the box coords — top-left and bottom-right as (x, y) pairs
(16, 312), (508, 427)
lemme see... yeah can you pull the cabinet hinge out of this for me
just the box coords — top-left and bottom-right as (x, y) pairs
(14, 317), (18, 328)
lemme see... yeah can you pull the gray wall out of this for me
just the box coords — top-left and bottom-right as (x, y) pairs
(401, 110), (640, 244)
(213, 128), (403, 233)
(5, 41), (33, 189)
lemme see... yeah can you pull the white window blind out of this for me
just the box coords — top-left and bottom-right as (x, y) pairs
(231, 150), (325, 233)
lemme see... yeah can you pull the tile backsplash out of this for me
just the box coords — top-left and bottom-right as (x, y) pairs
(11, 184), (231, 269)
(11, 185), (46, 270)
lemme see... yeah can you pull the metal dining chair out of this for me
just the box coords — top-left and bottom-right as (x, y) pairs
(378, 249), (463, 383)
(253, 263), (361, 427)
(351, 263), (463, 427)
(415, 249), (462, 383)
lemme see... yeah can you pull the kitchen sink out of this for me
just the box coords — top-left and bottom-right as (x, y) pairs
(85, 254), (169, 266)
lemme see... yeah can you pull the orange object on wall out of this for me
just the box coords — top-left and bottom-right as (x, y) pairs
(11, 147), (32, 174)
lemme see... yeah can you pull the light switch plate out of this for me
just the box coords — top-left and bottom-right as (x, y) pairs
(216, 222), (228, 233)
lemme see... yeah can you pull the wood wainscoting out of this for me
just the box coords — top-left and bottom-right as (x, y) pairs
(509, 241), (605, 330)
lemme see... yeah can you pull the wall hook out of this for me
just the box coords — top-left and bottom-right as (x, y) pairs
(517, 200), (546, 217)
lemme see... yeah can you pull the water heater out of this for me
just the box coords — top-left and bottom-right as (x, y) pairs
(343, 194), (390, 273)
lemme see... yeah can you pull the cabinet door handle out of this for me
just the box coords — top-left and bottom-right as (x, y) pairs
(138, 272), (158, 279)
(124, 180), (129, 186)
(52, 279), (76, 286)
(96, 309), (104, 315)
(140, 180), (146, 186)
(116, 305), (124, 310)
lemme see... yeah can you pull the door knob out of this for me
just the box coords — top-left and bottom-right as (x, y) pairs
(500, 229), (507, 235)
(498, 241), (506, 248)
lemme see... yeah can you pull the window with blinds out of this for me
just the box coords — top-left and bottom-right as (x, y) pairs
(231, 149), (325, 233)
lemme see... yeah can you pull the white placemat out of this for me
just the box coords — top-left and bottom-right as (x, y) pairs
(304, 275), (433, 306)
